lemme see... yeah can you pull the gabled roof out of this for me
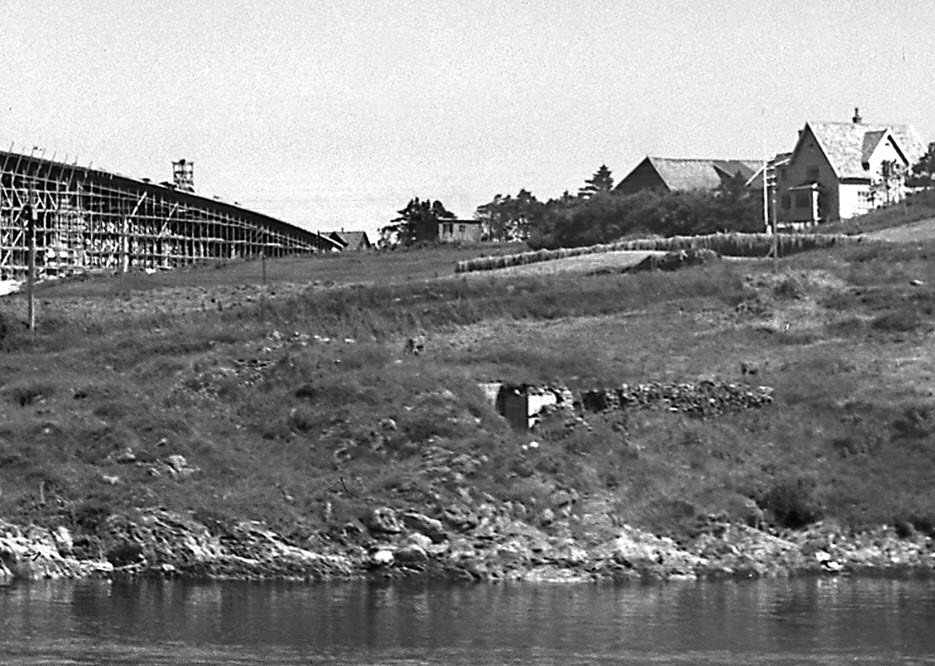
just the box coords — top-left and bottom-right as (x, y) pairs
(329, 230), (371, 249)
(639, 157), (761, 191)
(804, 121), (925, 180)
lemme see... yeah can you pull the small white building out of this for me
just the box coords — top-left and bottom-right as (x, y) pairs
(776, 109), (925, 227)
(438, 220), (484, 244)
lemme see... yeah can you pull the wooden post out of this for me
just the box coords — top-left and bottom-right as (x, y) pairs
(261, 251), (267, 286)
(26, 196), (36, 332)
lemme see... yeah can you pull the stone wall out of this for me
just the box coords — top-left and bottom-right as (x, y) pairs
(484, 380), (773, 429)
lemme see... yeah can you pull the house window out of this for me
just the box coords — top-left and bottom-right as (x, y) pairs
(781, 195), (791, 210)
(806, 166), (819, 181)
(458, 224), (466, 233)
(795, 192), (810, 208)
(858, 189), (874, 209)
(442, 223), (453, 235)
(780, 167), (788, 182)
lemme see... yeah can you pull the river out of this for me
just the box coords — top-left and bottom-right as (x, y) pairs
(2, 577), (935, 664)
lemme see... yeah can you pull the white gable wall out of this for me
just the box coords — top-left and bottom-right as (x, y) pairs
(839, 182), (870, 220)
(865, 135), (909, 209)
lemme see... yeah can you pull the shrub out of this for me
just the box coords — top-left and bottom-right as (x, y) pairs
(7, 382), (56, 407)
(892, 405), (932, 439)
(758, 476), (824, 529)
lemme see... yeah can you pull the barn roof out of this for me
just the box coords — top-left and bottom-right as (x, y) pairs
(642, 157), (761, 191)
(329, 230), (372, 249)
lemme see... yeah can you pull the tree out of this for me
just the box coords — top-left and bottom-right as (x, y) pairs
(474, 189), (544, 241)
(578, 165), (615, 198)
(871, 160), (906, 207)
(381, 197), (455, 246)
(909, 141), (935, 190)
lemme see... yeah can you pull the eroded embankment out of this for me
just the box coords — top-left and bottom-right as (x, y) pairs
(3, 505), (935, 585)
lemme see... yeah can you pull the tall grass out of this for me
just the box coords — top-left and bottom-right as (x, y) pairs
(455, 232), (869, 274)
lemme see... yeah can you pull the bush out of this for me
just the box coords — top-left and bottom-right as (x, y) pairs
(759, 476), (824, 529)
(6, 381), (56, 407)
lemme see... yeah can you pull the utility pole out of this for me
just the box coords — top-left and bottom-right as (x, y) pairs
(771, 169), (779, 272)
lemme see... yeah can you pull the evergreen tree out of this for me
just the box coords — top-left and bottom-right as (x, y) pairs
(382, 197), (455, 246)
(578, 165), (615, 198)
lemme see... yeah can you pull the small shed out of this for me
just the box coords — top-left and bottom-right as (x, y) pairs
(438, 220), (483, 244)
(483, 382), (574, 430)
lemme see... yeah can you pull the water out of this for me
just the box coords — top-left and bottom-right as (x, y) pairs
(2, 577), (935, 665)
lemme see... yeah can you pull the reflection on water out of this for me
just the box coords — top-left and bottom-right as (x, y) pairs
(1, 577), (935, 664)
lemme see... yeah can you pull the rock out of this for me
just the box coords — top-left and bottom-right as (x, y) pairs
(0, 521), (109, 581)
(553, 540), (588, 565)
(579, 380), (773, 418)
(404, 335), (426, 355)
(370, 549), (395, 567)
(402, 532), (433, 551)
(441, 504), (480, 532)
(396, 544), (428, 565)
(164, 454), (199, 478)
(626, 248), (720, 274)
(101, 474), (120, 485)
(537, 508), (555, 527)
(106, 542), (145, 567)
(113, 447), (137, 464)
(401, 512), (447, 543)
(363, 507), (403, 534)
(52, 526), (73, 556)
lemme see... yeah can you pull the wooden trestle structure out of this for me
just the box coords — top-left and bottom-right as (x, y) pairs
(0, 149), (341, 280)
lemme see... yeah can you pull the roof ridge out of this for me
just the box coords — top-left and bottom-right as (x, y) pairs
(649, 156), (762, 162)
(808, 119), (915, 129)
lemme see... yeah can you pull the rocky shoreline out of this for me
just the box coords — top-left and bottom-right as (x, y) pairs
(3, 502), (935, 585)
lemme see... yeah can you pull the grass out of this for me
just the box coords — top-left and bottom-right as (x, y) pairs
(33, 242), (526, 298)
(816, 189), (935, 236)
(4, 239), (935, 549)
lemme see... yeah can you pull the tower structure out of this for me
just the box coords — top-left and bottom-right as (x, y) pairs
(172, 159), (194, 192)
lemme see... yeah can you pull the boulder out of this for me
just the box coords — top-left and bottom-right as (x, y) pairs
(363, 507), (403, 534)
(401, 511), (447, 542)
(369, 549), (395, 567)
(165, 454), (199, 478)
(402, 532), (433, 551)
(396, 544), (428, 565)
(52, 526), (73, 556)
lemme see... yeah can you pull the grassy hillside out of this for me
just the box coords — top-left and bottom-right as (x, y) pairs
(818, 189), (935, 236)
(3, 239), (935, 551)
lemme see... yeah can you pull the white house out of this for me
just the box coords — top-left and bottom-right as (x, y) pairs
(776, 109), (925, 227)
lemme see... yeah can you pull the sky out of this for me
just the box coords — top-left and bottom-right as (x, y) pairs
(2, 1), (934, 238)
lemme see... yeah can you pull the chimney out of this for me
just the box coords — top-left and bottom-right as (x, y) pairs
(172, 159), (194, 192)
(852, 107), (862, 124)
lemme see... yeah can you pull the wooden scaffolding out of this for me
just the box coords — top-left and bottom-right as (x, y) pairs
(0, 149), (336, 280)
